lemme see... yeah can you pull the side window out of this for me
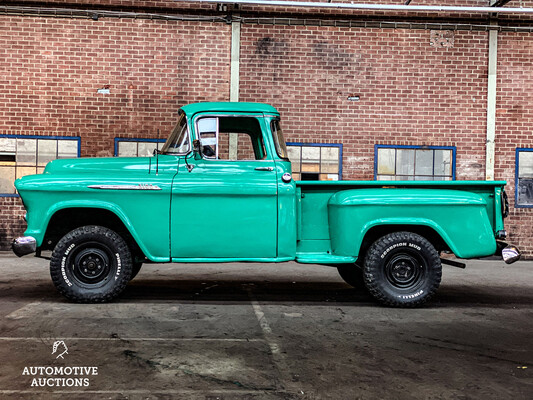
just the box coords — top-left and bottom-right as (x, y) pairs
(375, 145), (455, 181)
(287, 143), (342, 181)
(115, 139), (165, 157)
(197, 116), (266, 161)
(516, 148), (533, 207)
(0, 136), (80, 194)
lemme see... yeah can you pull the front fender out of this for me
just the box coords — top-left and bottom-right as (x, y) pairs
(328, 188), (497, 259)
(25, 200), (169, 262)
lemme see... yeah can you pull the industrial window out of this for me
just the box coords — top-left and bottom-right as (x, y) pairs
(516, 148), (533, 207)
(0, 135), (80, 195)
(375, 145), (456, 181)
(114, 138), (166, 157)
(287, 143), (342, 181)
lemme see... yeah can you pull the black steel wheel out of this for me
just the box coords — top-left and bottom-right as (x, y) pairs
(337, 263), (366, 290)
(363, 232), (442, 307)
(50, 225), (132, 303)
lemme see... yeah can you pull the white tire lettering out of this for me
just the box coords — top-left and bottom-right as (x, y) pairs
(64, 243), (75, 256)
(381, 242), (407, 259)
(61, 256), (72, 287)
(114, 253), (122, 280)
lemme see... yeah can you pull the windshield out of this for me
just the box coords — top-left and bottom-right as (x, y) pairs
(270, 119), (289, 160)
(161, 113), (190, 154)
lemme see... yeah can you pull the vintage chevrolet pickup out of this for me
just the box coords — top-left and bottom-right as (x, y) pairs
(12, 102), (520, 307)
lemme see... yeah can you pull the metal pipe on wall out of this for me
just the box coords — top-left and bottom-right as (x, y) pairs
(191, 0), (533, 15)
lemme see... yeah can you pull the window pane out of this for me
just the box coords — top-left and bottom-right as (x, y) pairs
(287, 146), (301, 172)
(434, 150), (452, 176)
(301, 147), (320, 173)
(16, 138), (37, 166)
(377, 148), (395, 175)
(118, 142), (137, 157)
(415, 149), (433, 177)
(38, 139), (57, 166)
(200, 132), (217, 158)
(198, 118), (217, 134)
(396, 149), (415, 176)
(138, 142), (157, 157)
(0, 138), (16, 155)
(517, 178), (533, 205)
(57, 140), (78, 159)
(519, 152), (533, 178)
(320, 173), (338, 181)
(271, 120), (288, 159)
(321, 147), (339, 173)
(16, 166), (37, 179)
(0, 166), (15, 193)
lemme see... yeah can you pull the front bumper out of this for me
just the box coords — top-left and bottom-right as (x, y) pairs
(12, 236), (37, 257)
(496, 241), (521, 264)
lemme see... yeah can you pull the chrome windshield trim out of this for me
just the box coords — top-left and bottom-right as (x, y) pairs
(88, 184), (161, 190)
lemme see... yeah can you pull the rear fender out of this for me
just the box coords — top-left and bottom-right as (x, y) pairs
(328, 188), (497, 259)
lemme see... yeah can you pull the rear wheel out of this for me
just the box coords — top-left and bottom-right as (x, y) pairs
(50, 225), (132, 303)
(363, 231), (442, 307)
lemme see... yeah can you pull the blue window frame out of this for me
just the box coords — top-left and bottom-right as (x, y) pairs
(515, 148), (533, 208)
(375, 145), (456, 181)
(114, 138), (166, 157)
(0, 134), (80, 196)
(286, 142), (343, 181)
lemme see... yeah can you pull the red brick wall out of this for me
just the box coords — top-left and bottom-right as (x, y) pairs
(495, 32), (533, 256)
(240, 25), (488, 181)
(0, 16), (231, 157)
(0, 197), (26, 250)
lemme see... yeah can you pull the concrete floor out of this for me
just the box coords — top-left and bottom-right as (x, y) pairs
(0, 252), (531, 399)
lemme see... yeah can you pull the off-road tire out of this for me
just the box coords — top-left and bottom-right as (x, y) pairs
(363, 232), (442, 307)
(50, 225), (132, 303)
(337, 264), (366, 290)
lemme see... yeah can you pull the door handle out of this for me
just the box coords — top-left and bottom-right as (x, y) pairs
(254, 166), (274, 171)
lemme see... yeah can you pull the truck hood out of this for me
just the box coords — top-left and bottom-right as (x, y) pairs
(43, 157), (150, 174)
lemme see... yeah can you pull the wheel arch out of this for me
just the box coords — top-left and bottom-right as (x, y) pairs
(358, 222), (454, 259)
(41, 205), (147, 261)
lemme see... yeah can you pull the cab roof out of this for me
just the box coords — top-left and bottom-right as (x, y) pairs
(180, 102), (279, 116)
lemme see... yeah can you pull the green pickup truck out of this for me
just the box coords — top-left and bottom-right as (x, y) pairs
(13, 102), (520, 307)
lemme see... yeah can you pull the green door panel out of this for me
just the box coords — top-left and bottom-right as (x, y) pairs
(328, 188), (497, 259)
(171, 158), (278, 258)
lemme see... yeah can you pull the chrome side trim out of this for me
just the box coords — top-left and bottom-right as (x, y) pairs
(88, 184), (162, 190)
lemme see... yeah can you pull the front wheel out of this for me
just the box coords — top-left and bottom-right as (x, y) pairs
(363, 232), (442, 307)
(50, 225), (132, 303)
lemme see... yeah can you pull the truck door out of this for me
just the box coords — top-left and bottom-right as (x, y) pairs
(170, 114), (278, 259)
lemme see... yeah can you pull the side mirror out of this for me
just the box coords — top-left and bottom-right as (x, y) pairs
(193, 139), (202, 159)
